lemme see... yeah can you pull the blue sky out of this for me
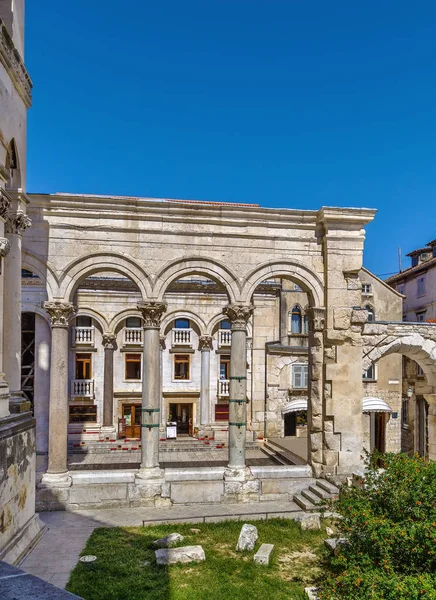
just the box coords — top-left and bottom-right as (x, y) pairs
(26, 1), (436, 277)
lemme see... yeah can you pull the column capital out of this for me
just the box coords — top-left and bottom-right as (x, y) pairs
(223, 304), (254, 331)
(0, 188), (11, 219)
(102, 333), (117, 350)
(5, 210), (31, 235)
(137, 301), (167, 329)
(199, 335), (213, 351)
(307, 307), (326, 332)
(43, 301), (76, 328)
(0, 237), (11, 257)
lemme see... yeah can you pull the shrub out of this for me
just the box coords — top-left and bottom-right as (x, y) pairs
(317, 452), (436, 600)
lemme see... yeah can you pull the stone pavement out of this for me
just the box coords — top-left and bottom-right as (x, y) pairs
(20, 500), (303, 589)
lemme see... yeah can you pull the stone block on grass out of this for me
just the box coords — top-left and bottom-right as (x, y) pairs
(152, 533), (184, 548)
(155, 545), (205, 565)
(295, 513), (321, 530)
(253, 543), (274, 565)
(236, 524), (258, 551)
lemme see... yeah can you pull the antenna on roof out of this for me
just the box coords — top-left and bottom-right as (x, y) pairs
(398, 247), (402, 273)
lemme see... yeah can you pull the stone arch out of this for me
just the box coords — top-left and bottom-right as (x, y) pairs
(364, 334), (436, 387)
(21, 304), (51, 325)
(109, 309), (144, 334)
(58, 251), (152, 301)
(161, 310), (207, 337)
(152, 257), (239, 303)
(22, 250), (58, 301)
(240, 260), (323, 307)
(207, 311), (253, 338)
(74, 307), (109, 333)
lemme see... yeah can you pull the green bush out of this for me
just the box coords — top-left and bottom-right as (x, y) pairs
(317, 452), (436, 600)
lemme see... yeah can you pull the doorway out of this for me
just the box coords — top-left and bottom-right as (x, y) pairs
(417, 397), (429, 458)
(284, 412), (296, 436)
(168, 403), (193, 436)
(370, 412), (386, 453)
(122, 404), (141, 438)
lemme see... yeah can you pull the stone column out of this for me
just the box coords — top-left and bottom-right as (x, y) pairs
(424, 394), (436, 462)
(199, 335), (213, 426)
(101, 333), (117, 437)
(159, 336), (166, 429)
(136, 301), (167, 479)
(0, 234), (11, 418)
(40, 301), (76, 487)
(3, 208), (31, 409)
(223, 304), (254, 471)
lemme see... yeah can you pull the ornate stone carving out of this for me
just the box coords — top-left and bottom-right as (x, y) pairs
(223, 304), (255, 331)
(199, 335), (213, 351)
(5, 211), (31, 235)
(160, 336), (166, 350)
(43, 301), (76, 328)
(307, 307), (326, 332)
(0, 237), (11, 257)
(137, 301), (167, 328)
(0, 20), (33, 107)
(102, 333), (117, 350)
(0, 188), (11, 219)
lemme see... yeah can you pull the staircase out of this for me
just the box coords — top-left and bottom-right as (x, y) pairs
(293, 479), (339, 511)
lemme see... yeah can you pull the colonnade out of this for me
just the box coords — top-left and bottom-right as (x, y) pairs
(40, 300), (254, 485)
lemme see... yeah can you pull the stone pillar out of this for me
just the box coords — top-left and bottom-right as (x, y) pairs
(101, 333), (117, 437)
(3, 207), (31, 409)
(40, 301), (76, 487)
(223, 304), (254, 471)
(199, 335), (213, 426)
(0, 232), (11, 418)
(159, 336), (166, 430)
(136, 301), (167, 479)
(423, 394), (436, 461)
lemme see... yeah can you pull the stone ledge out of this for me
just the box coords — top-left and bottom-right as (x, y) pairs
(0, 561), (82, 599)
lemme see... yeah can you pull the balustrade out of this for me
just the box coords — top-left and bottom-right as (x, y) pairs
(71, 379), (94, 397)
(123, 327), (143, 345)
(73, 326), (94, 345)
(218, 329), (231, 347)
(172, 328), (192, 346)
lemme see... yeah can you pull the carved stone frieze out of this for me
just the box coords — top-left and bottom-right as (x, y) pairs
(5, 211), (31, 235)
(307, 307), (326, 332)
(0, 237), (11, 257)
(102, 333), (117, 350)
(0, 20), (33, 107)
(199, 335), (213, 351)
(222, 304), (254, 331)
(137, 301), (167, 328)
(43, 301), (76, 328)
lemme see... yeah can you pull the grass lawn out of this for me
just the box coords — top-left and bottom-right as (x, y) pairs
(66, 518), (328, 600)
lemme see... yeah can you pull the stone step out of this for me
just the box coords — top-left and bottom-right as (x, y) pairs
(263, 440), (306, 466)
(316, 479), (340, 496)
(294, 493), (317, 511)
(260, 445), (290, 466)
(309, 484), (331, 502)
(301, 489), (322, 505)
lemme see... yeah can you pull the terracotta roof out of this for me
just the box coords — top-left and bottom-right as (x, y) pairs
(385, 255), (436, 284)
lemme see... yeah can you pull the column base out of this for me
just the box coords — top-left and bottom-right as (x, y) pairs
(223, 466), (260, 503)
(39, 472), (72, 489)
(9, 391), (32, 414)
(136, 466), (165, 481)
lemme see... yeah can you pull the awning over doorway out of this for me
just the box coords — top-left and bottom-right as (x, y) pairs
(283, 399), (308, 414)
(362, 397), (392, 413)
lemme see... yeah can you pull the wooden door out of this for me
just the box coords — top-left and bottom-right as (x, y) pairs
(123, 404), (141, 439)
(374, 412), (386, 453)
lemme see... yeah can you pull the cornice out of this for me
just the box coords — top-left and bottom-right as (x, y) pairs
(0, 18), (32, 108)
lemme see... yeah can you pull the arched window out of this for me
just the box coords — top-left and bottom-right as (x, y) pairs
(365, 305), (375, 322)
(290, 305), (302, 334)
(175, 318), (190, 329)
(220, 319), (231, 330)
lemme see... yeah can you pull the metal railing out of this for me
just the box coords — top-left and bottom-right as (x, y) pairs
(218, 329), (231, 347)
(172, 328), (192, 346)
(123, 327), (143, 345)
(71, 379), (94, 397)
(73, 326), (94, 345)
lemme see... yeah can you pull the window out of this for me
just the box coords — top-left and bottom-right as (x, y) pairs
(292, 364), (308, 389)
(175, 318), (190, 329)
(416, 311), (426, 322)
(412, 256), (419, 267)
(362, 283), (372, 295)
(397, 283), (405, 295)
(302, 315), (309, 334)
(69, 405), (97, 423)
(290, 305), (302, 334)
(417, 363), (425, 377)
(417, 275), (426, 296)
(365, 305), (375, 322)
(174, 354), (190, 380)
(220, 319), (231, 330)
(433, 247), (436, 258)
(76, 315), (92, 327)
(75, 353), (92, 379)
(125, 353), (142, 380)
(21, 268), (38, 279)
(401, 398), (409, 428)
(363, 363), (376, 381)
(220, 356), (230, 380)
(126, 316), (141, 328)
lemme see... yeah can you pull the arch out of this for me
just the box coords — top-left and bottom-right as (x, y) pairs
(109, 309), (144, 334)
(153, 257), (240, 303)
(161, 309), (207, 336)
(364, 334), (436, 388)
(58, 251), (152, 302)
(74, 307), (109, 332)
(21, 305), (51, 325)
(206, 311), (253, 338)
(22, 250), (58, 301)
(240, 260), (323, 307)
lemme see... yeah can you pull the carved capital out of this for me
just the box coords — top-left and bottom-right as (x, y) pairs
(223, 304), (255, 331)
(102, 333), (117, 350)
(0, 188), (11, 219)
(0, 237), (11, 257)
(43, 301), (76, 328)
(5, 211), (31, 235)
(199, 335), (213, 351)
(307, 307), (326, 332)
(137, 301), (167, 329)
